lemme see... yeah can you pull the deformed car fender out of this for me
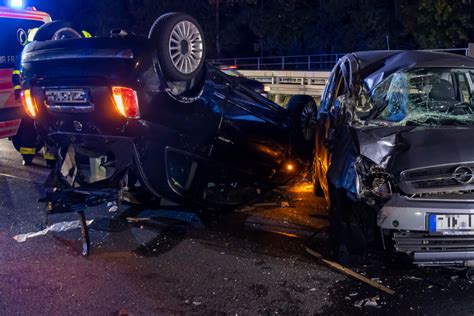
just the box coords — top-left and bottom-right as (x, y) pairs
(326, 125), (359, 196)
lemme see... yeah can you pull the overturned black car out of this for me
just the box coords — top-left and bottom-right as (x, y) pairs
(314, 50), (474, 267)
(20, 13), (317, 210)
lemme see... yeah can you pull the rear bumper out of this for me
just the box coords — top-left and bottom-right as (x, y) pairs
(46, 132), (226, 206)
(378, 195), (474, 266)
(47, 132), (167, 198)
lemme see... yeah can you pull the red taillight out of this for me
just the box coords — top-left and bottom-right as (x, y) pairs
(112, 86), (140, 119)
(20, 89), (37, 118)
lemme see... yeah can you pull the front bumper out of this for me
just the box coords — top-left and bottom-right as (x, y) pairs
(378, 195), (474, 266)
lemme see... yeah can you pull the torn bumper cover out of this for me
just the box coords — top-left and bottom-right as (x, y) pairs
(378, 195), (474, 266)
(46, 131), (193, 202)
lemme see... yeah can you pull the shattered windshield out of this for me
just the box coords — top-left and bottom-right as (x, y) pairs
(359, 67), (474, 126)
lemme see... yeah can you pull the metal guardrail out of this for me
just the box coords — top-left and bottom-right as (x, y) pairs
(210, 53), (344, 71)
(239, 70), (330, 98)
(210, 48), (470, 71)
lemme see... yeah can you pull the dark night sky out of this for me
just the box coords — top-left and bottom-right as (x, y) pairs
(2, 0), (473, 59)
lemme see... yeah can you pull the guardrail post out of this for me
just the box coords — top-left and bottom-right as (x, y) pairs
(257, 58), (261, 70)
(468, 43), (474, 58)
(308, 56), (311, 70)
(234, 58), (237, 67)
(282, 57), (285, 70)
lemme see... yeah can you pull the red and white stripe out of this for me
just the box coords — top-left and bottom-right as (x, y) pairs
(0, 119), (21, 138)
(0, 6), (51, 22)
(0, 69), (19, 110)
(0, 69), (13, 91)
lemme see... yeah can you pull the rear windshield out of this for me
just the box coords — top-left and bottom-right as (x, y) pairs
(0, 17), (44, 69)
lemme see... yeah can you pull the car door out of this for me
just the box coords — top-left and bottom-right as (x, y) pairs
(315, 63), (347, 199)
(0, 9), (50, 139)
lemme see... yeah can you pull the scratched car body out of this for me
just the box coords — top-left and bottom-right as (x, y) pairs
(20, 13), (317, 210)
(314, 50), (474, 266)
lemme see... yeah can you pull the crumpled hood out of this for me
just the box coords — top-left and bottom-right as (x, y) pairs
(356, 126), (474, 180)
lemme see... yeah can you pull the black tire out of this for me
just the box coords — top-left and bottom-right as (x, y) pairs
(287, 95), (318, 158)
(34, 20), (82, 41)
(11, 119), (44, 155)
(149, 13), (206, 82)
(287, 95), (318, 141)
(329, 187), (378, 263)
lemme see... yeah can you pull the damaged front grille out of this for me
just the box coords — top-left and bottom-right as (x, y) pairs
(399, 163), (474, 194)
(394, 232), (474, 253)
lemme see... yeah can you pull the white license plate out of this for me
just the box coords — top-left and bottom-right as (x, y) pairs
(45, 89), (89, 104)
(429, 214), (474, 234)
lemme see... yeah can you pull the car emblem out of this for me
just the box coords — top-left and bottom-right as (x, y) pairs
(453, 166), (474, 184)
(73, 121), (83, 132)
(17, 28), (27, 46)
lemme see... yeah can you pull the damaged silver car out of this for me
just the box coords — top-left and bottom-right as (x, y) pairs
(314, 50), (474, 266)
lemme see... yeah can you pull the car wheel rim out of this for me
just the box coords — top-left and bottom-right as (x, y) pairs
(52, 27), (82, 40)
(301, 102), (317, 141)
(169, 20), (203, 75)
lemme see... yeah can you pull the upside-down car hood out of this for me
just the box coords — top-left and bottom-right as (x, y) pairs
(356, 126), (474, 179)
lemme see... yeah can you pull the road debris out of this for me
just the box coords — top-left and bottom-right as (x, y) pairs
(252, 202), (279, 207)
(354, 296), (380, 308)
(13, 220), (94, 243)
(280, 201), (290, 208)
(305, 246), (395, 296)
(107, 201), (119, 213)
(126, 217), (151, 223)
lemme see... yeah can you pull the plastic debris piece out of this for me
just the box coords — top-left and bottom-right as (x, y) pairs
(354, 296), (380, 308)
(126, 217), (151, 223)
(280, 201), (290, 208)
(13, 220), (94, 243)
(405, 275), (423, 281)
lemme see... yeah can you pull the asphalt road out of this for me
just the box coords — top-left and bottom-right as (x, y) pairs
(1, 138), (474, 315)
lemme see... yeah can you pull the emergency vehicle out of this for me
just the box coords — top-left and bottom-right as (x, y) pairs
(0, 4), (51, 164)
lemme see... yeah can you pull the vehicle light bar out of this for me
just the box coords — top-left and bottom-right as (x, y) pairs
(10, 0), (24, 9)
(112, 86), (140, 119)
(20, 89), (37, 118)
